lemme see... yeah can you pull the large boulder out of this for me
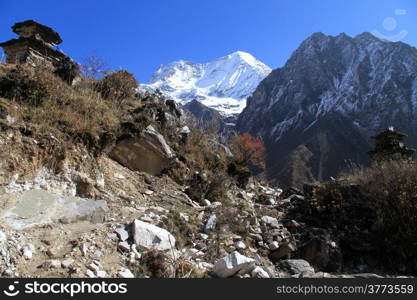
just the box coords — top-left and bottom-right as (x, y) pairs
(0, 189), (108, 230)
(132, 219), (176, 251)
(279, 259), (315, 275)
(110, 125), (175, 175)
(213, 251), (256, 278)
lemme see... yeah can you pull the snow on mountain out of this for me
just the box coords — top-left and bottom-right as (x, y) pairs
(237, 32), (417, 186)
(140, 51), (271, 115)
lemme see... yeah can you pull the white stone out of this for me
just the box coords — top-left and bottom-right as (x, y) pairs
(93, 250), (103, 259)
(202, 199), (211, 206)
(251, 266), (270, 278)
(269, 241), (280, 251)
(22, 245), (33, 260)
(198, 233), (209, 240)
(44, 259), (61, 268)
(61, 258), (75, 268)
(131, 244), (142, 259)
(267, 198), (276, 205)
(115, 227), (129, 241)
(180, 126), (191, 134)
(80, 243), (88, 256)
(118, 268), (134, 278)
(204, 215), (217, 233)
(132, 219), (176, 251)
(213, 251), (256, 278)
(179, 213), (189, 222)
(85, 269), (96, 278)
(144, 190), (154, 195)
(0, 230), (6, 243)
(235, 241), (247, 249)
(261, 216), (278, 226)
(118, 241), (130, 252)
(197, 262), (214, 270)
(96, 270), (107, 278)
(113, 173), (125, 179)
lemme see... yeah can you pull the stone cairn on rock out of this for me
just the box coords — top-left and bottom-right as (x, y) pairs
(368, 126), (415, 163)
(0, 20), (80, 84)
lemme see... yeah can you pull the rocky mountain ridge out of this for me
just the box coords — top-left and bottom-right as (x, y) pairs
(237, 32), (417, 186)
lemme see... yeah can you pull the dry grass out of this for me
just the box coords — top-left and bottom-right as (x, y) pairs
(0, 64), (124, 146)
(341, 161), (417, 238)
(311, 160), (417, 273)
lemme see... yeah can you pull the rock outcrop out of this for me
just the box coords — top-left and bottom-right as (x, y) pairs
(0, 20), (80, 84)
(0, 189), (108, 230)
(110, 125), (175, 175)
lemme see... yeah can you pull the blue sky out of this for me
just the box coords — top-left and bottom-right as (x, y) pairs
(1, 0), (416, 82)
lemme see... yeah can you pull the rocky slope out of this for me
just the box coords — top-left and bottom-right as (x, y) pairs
(141, 51), (271, 116)
(237, 32), (417, 187)
(0, 49), (414, 278)
(183, 100), (237, 135)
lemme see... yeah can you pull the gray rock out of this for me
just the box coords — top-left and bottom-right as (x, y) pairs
(118, 268), (134, 278)
(267, 198), (276, 205)
(44, 259), (61, 269)
(269, 241), (280, 251)
(115, 227), (129, 242)
(213, 251), (256, 278)
(118, 241), (130, 252)
(198, 233), (209, 240)
(0, 230), (6, 243)
(85, 269), (96, 278)
(235, 241), (246, 249)
(22, 244), (34, 260)
(0, 189), (108, 230)
(261, 216), (279, 227)
(204, 215), (217, 233)
(279, 259), (315, 275)
(251, 266), (270, 278)
(61, 258), (75, 268)
(132, 219), (176, 251)
(270, 242), (296, 261)
(96, 270), (107, 278)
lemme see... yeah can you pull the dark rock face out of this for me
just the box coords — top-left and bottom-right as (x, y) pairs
(237, 32), (417, 187)
(183, 99), (237, 135)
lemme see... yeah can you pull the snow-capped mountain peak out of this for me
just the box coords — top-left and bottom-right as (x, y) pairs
(141, 51), (271, 115)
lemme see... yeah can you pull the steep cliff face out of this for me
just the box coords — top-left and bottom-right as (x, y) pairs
(237, 32), (417, 186)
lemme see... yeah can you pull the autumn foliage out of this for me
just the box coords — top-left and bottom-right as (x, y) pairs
(232, 133), (266, 168)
